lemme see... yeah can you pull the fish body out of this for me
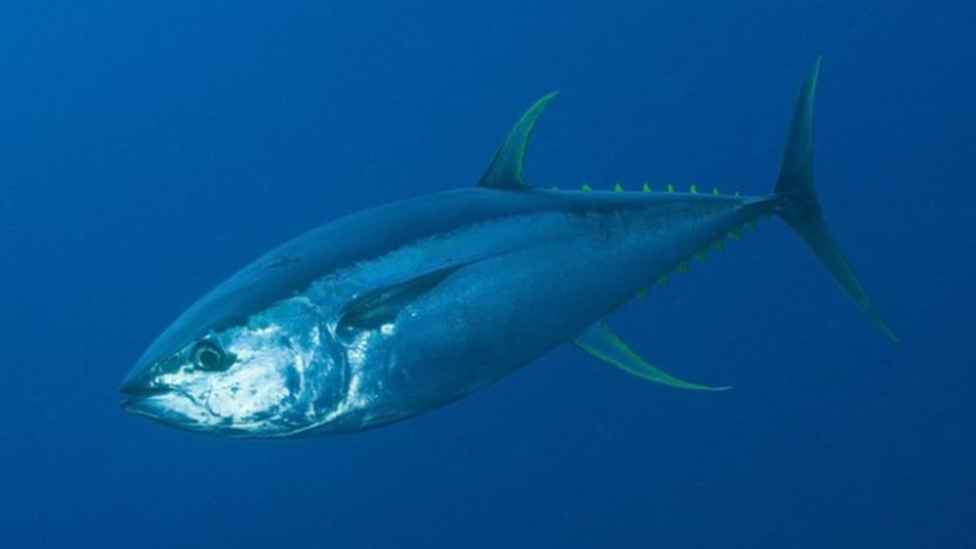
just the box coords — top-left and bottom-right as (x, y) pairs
(121, 59), (894, 437)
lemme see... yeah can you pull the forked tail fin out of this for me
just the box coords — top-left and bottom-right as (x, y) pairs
(774, 57), (898, 341)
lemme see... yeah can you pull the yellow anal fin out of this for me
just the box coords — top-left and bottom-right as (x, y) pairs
(574, 322), (730, 391)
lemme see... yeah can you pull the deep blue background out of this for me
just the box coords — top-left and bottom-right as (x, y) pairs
(1, 1), (973, 547)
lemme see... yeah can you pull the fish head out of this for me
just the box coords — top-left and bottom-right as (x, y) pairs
(121, 294), (346, 438)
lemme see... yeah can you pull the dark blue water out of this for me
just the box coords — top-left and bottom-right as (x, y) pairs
(2, 1), (973, 547)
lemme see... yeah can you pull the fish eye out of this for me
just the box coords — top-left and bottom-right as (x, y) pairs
(191, 340), (229, 371)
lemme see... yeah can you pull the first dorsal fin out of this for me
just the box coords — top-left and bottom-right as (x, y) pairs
(478, 91), (558, 190)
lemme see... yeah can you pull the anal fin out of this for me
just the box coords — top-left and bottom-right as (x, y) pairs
(574, 322), (729, 391)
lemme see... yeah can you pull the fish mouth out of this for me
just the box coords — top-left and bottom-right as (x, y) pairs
(118, 387), (203, 431)
(119, 359), (172, 407)
(118, 373), (176, 414)
(119, 377), (214, 429)
(119, 388), (234, 435)
(119, 386), (168, 414)
(119, 384), (167, 397)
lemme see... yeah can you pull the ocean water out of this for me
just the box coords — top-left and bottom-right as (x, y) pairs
(1, 1), (973, 547)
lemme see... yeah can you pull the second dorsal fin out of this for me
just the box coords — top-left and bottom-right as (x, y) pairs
(478, 92), (558, 190)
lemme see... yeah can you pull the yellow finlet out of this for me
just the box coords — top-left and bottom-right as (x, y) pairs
(676, 262), (690, 274)
(690, 184), (698, 194)
(581, 183), (593, 192)
(666, 183), (674, 193)
(613, 183), (624, 193)
(642, 183), (652, 193)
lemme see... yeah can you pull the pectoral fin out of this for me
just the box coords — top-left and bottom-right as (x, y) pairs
(574, 322), (729, 391)
(338, 264), (465, 331)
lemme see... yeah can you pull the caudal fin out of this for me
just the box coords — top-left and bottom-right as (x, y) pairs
(774, 57), (898, 341)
